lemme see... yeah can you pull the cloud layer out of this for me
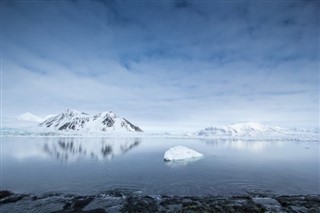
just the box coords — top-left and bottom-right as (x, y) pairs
(2, 0), (319, 130)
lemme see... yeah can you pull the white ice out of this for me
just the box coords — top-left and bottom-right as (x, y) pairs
(164, 146), (203, 161)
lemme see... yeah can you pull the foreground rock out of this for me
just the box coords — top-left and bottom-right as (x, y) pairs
(1, 190), (319, 213)
(164, 146), (203, 161)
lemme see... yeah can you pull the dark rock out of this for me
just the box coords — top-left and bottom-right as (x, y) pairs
(58, 122), (71, 130)
(124, 119), (143, 132)
(0, 190), (13, 199)
(122, 196), (157, 213)
(83, 208), (106, 213)
(1, 191), (319, 213)
(0, 194), (27, 204)
(63, 196), (94, 211)
(102, 117), (115, 127)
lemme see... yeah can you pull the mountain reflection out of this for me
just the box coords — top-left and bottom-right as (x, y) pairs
(42, 137), (141, 162)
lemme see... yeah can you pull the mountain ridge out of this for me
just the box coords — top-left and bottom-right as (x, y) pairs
(197, 122), (287, 137)
(39, 109), (143, 132)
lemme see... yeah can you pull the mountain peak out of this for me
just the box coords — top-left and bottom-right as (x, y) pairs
(64, 109), (88, 116)
(18, 112), (44, 123)
(40, 109), (142, 132)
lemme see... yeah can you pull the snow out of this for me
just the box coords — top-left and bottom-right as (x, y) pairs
(195, 122), (319, 141)
(17, 112), (57, 124)
(18, 112), (44, 123)
(2, 116), (319, 141)
(198, 122), (285, 137)
(43, 114), (57, 120)
(164, 146), (203, 161)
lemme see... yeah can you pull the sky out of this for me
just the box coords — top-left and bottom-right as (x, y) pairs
(1, 0), (319, 131)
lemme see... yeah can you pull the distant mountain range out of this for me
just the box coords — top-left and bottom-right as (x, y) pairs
(197, 122), (319, 139)
(37, 109), (142, 132)
(18, 112), (45, 123)
(18, 112), (56, 123)
(7, 111), (318, 140)
(197, 122), (285, 137)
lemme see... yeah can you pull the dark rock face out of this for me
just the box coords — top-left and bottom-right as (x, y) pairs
(58, 122), (71, 130)
(123, 119), (143, 132)
(1, 190), (319, 213)
(102, 117), (115, 127)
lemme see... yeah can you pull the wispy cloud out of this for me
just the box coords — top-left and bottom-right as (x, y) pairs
(2, 0), (319, 130)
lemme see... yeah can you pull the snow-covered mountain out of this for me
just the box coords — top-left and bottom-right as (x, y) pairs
(18, 112), (45, 123)
(18, 112), (56, 123)
(39, 109), (143, 132)
(198, 122), (285, 137)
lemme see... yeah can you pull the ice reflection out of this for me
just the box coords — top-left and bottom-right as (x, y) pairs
(165, 157), (203, 168)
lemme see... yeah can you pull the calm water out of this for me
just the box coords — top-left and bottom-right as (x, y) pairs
(2, 137), (319, 196)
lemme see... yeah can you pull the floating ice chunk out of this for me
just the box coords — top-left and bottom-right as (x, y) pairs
(164, 146), (203, 161)
(165, 157), (202, 168)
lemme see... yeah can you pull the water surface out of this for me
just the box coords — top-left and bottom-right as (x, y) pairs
(2, 137), (319, 196)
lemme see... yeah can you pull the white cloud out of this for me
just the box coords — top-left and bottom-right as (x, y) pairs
(2, 0), (319, 131)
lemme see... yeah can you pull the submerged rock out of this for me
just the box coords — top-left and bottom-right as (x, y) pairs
(164, 146), (203, 161)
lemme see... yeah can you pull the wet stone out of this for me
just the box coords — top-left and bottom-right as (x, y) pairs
(62, 196), (94, 211)
(252, 197), (282, 211)
(0, 190), (319, 213)
(83, 196), (124, 213)
(122, 195), (158, 213)
(0, 190), (13, 199)
(0, 193), (27, 204)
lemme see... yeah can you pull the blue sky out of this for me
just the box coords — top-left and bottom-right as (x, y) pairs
(2, 0), (319, 131)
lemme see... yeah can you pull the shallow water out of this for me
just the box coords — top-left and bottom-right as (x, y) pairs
(2, 137), (319, 196)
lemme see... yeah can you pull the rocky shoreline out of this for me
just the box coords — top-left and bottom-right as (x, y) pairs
(1, 190), (319, 213)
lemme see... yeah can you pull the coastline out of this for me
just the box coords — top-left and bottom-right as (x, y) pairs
(1, 190), (319, 213)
